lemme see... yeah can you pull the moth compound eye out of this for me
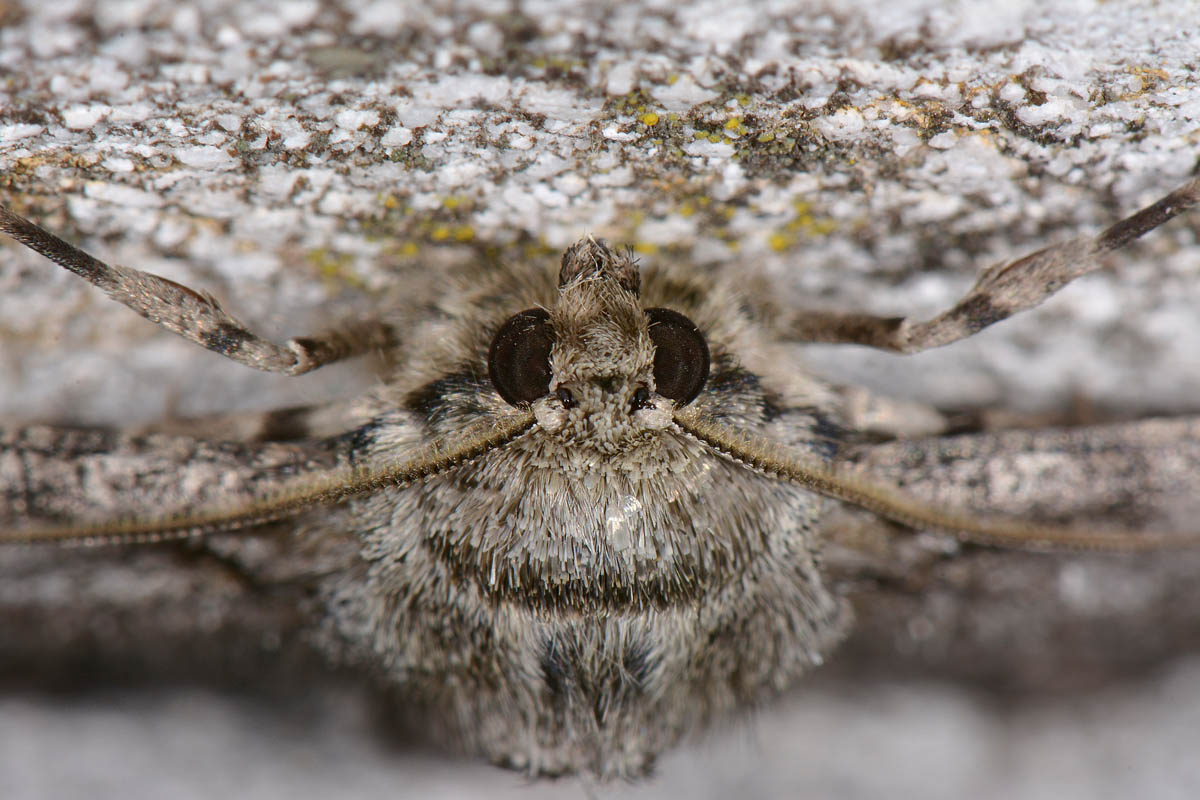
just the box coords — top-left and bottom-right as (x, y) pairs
(488, 308), (554, 406)
(556, 386), (577, 409)
(629, 385), (651, 413)
(646, 308), (709, 405)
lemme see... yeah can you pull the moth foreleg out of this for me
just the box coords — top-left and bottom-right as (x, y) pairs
(786, 177), (1200, 353)
(0, 204), (394, 375)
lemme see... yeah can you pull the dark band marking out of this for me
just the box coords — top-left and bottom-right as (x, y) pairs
(405, 369), (490, 426)
(201, 322), (252, 356)
(957, 293), (1008, 333)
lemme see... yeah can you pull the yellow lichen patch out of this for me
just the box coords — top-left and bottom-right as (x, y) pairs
(768, 199), (837, 251)
(633, 241), (659, 255)
(767, 232), (792, 252)
(1128, 65), (1170, 95)
(306, 247), (365, 289)
(522, 238), (560, 261)
(640, 112), (660, 126)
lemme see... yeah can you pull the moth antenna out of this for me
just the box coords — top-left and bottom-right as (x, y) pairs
(2, 412), (535, 547)
(675, 408), (1199, 552)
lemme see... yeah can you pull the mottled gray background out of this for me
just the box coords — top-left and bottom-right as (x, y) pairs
(2, 0), (1199, 797)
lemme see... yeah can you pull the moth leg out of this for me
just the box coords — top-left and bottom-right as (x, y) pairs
(0, 204), (394, 375)
(787, 177), (1200, 353)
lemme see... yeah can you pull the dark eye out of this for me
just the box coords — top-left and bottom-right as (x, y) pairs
(646, 308), (709, 405)
(488, 308), (554, 406)
(556, 386), (577, 409)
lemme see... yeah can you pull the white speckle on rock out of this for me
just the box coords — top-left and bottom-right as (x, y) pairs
(890, 126), (922, 156)
(242, 0), (319, 38)
(170, 5), (201, 35)
(531, 183), (567, 208)
(524, 154), (568, 180)
(466, 21), (504, 55)
(380, 126), (413, 147)
(683, 138), (734, 158)
(215, 114), (243, 133)
(101, 157), (136, 173)
(317, 191), (354, 216)
(843, 60), (913, 91)
(602, 124), (638, 142)
(420, 75), (512, 108)
(999, 82), (1026, 103)
(606, 61), (638, 96)
(48, 74), (79, 96)
(508, 134), (534, 150)
(501, 183), (541, 216)
(815, 108), (866, 141)
(175, 146), (236, 171)
(83, 183), (165, 209)
(0, 124), (43, 141)
(437, 161), (486, 188)
(108, 103), (154, 124)
(638, 215), (698, 244)
(682, 4), (755, 51)
(348, 1), (412, 35)
(443, 109), (480, 127)
(554, 174), (588, 197)
(912, 80), (948, 99)
(88, 67), (129, 94)
(335, 109), (380, 131)
(215, 25), (242, 46)
(62, 104), (111, 130)
(590, 166), (635, 188)
(279, 123), (311, 150)
(650, 73), (720, 112)
(256, 166), (299, 199)
(152, 217), (193, 250)
(1017, 100), (1069, 126)
(928, 131), (957, 150)
(214, 251), (279, 282)
(902, 190), (964, 224)
(520, 88), (601, 120)
(234, 208), (303, 243)
(395, 100), (441, 128)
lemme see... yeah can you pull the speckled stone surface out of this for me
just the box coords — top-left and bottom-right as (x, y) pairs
(2, 0), (1199, 797)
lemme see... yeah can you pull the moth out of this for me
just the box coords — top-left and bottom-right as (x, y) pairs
(1, 178), (1199, 780)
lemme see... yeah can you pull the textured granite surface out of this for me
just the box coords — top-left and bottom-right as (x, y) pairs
(2, 0), (1199, 797)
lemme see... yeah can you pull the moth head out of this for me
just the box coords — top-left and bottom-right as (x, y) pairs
(488, 237), (709, 449)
